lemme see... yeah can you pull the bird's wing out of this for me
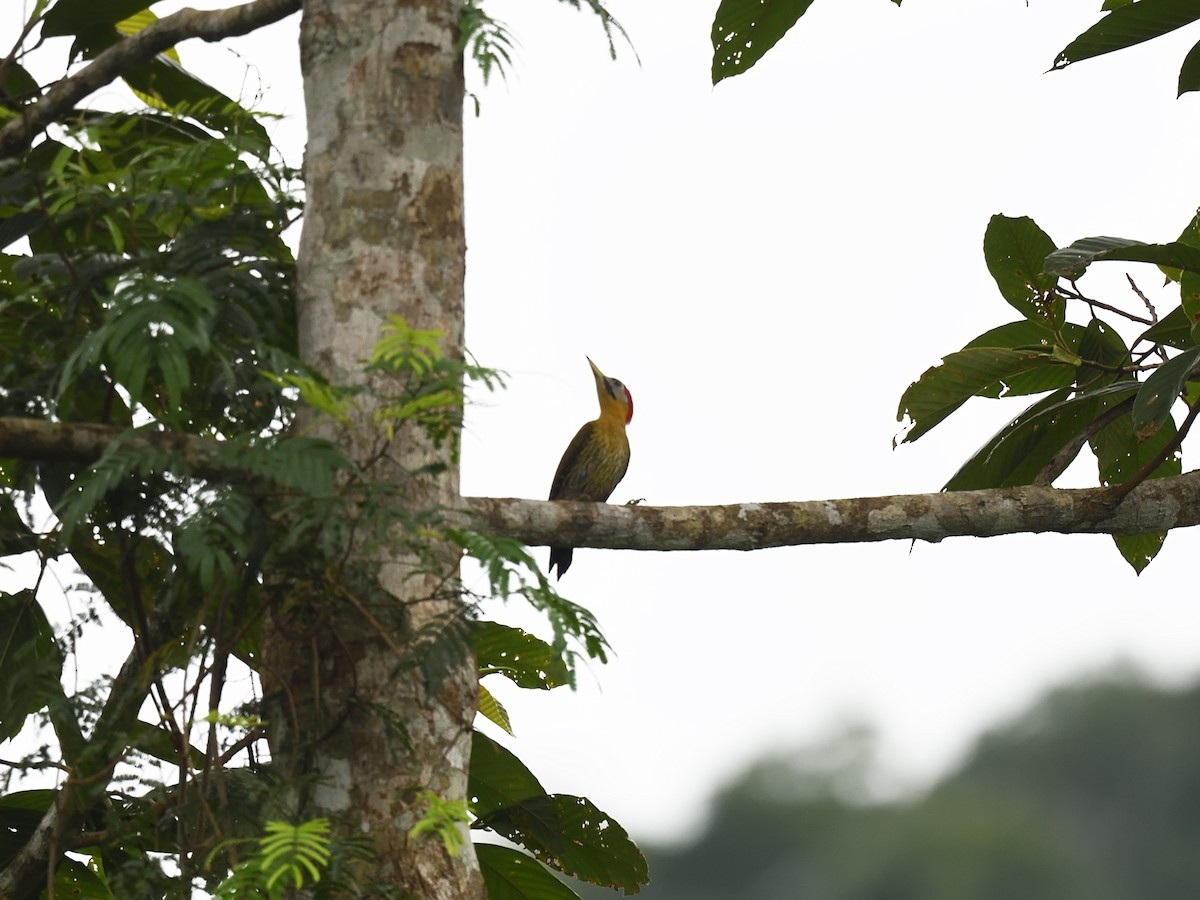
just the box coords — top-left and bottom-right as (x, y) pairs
(549, 421), (596, 500)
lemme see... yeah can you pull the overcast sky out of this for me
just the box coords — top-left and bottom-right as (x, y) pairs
(10, 0), (1200, 846)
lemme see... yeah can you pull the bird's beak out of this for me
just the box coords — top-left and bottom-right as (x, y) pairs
(587, 357), (605, 383)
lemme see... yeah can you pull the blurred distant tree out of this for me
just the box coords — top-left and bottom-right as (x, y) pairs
(574, 671), (1200, 900)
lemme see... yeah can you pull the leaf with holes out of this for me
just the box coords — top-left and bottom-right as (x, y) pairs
(897, 348), (1076, 444)
(478, 794), (648, 895)
(984, 215), (1062, 325)
(476, 844), (582, 900)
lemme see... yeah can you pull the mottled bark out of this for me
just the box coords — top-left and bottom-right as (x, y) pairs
(1, 416), (1199, 550)
(259, 0), (482, 896)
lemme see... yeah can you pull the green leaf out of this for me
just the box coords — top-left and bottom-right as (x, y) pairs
(1052, 0), (1200, 70)
(42, 0), (150, 37)
(479, 794), (649, 894)
(470, 731), (547, 819)
(1131, 346), (1200, 435)
(474, 621), (571, 690)
(0, 790), (55, 868)
(962, 320), (1057, 352)
(0, 590), (64, 743)
(897, 348), (1076, 444)
(1045, 237), (1200, 278)
(128, 719), (205, 768)
(1181, 270), (1200, 342)
(1178, 36), (1200, 94)
(944, 383), (1139, 490)
(1140, 305), (1193, 349)
(476, 844), (581, 900)
(1075, 318), (1130, 388)
(983, 215), (1061, 324)
(711, 0), (816, 85)
(1113, 532), (1167, 573)
(478, 684), (513, 735)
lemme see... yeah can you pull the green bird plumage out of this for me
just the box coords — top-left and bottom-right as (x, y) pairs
(548, 358), (633, 579)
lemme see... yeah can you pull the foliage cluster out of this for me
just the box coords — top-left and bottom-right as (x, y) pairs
(0, 2), (647, 897)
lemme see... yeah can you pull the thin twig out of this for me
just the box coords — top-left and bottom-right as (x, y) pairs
(1126, 274), (1157, 324)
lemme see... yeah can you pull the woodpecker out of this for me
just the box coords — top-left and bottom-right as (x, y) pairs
(547, 357), (633, 579)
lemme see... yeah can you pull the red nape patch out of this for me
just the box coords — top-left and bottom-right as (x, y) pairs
(624, 388), (634, 423)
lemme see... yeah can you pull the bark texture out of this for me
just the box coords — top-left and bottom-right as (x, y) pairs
(258, 0), (482, 895)
(1, 415), (1198, 550)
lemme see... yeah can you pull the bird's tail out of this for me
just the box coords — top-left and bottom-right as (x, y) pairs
(548, 546), (573, 580)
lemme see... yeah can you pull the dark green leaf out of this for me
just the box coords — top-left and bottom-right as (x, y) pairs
(1076, 318), (1130, 388)
(1131, 346), (1200, 435)
(897, 348), (1076, 444)
(1092, 404), (1181, 487)
(0, 790), (54, 868)
(1140, 305), (1193, 350)
(480, 794), (649, 895)
(476, 844), (581, 900)
(0, 590), (64, 743)
(1113, 532), (1167, 573)
(118, 59), (270, 156)
(1091, 404), (1177, 571)
(1179, 36), (1200, 94)
(42, 0), (151, 37)
(962, 320), (1057, 352)
(474, 621), (571, 690)
(944, 383), (1139, 490)
(1045, 237), (1200, 278)
(983, 215), (1061, 324)
(1052, 0), (1200, 70)
(711, 0), (816, 85)
(470, 731), (547, 819)
(1181, 270), (1200, 342)
(128, 719), (205, 769)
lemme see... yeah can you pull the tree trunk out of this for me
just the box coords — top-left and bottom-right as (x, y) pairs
(260, 0), (482, 895)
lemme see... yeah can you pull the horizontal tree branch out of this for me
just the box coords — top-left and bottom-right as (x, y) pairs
(1, 416), (1195, 549)
(0, 0), (302, 159)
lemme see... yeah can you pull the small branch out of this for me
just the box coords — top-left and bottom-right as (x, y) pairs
(1063, 281), (1153, 326)
(1126, 274), (1157, 324)
(0, 0), (302, 159)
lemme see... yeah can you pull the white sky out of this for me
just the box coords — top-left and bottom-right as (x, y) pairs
(8, 0), (1200, 847)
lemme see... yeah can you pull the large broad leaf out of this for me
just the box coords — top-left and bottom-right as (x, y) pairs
(1179, 36), (1200, 94)
(983, 215), (1062, 325)
(41, 0), (150, 37)
(1131, 346), (1200, 435)
(1091, 408), (1180, 573)
(711, 0), (816, 85)
(1052, 0), (1200, 70)
(474, 621), (571, 690)
(944, 382), (1139, 490)
(478, 794), (649, 895)
(0, 590), (64, 743)
(897, 348), (1076, 444)
(0, 790), (54, 869)
(476, 843), (581, 900)
(1140, 305), (1194, 350)
(1045, 237), (1200, 279)
(1075, 318), (1131, 389)
(470, 731), (547, 819)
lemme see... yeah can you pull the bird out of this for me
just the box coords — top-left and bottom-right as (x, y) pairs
(547, 357), (633, 579)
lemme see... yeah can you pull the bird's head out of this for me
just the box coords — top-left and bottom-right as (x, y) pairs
(587, 357), (633, 424)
